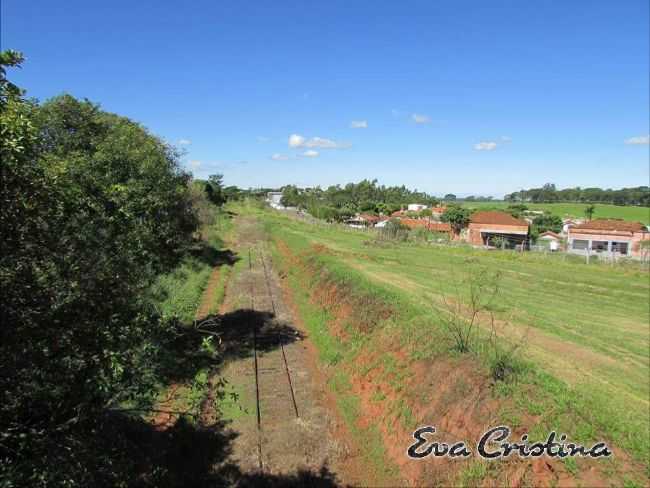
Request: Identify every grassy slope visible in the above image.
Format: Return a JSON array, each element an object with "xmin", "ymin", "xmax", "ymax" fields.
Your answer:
[
  {"xmin": 147, "ymin": 208, "xmax": 234, "ymax": 419},
  {"xmin": 250, "ymin": 205, "xmax": 649, "ymax": 482},
  {"xmin": 464, "ymin": 201, "xmax": 650, "ymax": 224},
  {"xmin": 152, "ymin": 212, "xmax": 234, "ymax": 323}
]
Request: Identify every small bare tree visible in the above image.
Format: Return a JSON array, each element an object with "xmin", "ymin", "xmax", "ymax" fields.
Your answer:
[
  {"xmin": 434, "ymin": 267, "xmax": 529, "ymax": 381},
  {"xmin": 435, "ymin": 266, "xmax": 501, "ymax": 353}
]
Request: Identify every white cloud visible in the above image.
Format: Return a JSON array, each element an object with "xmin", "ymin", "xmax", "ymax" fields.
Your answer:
[
  {"xmin": 305, "ymin": 136, "xmax": 350, "ymax": 148},
  {"xmin": 350, "ymin": 120, "xmax": 368, "ymax": 129},
  {"xmin": 189, "ymin": 160, "xmax": 202, "ymax": 169},
  {"xmin": 288, "ymin": 134, "xmax": 306, "ymax": 148},
  {"xmin": 288, "ymin": 133, "xmax": 350, "ymax": 149},
  {"xmin": 257, "ymin": 136, "xmax": 271, "ymax": 143},
  {"xmin": 500, "ymin": 135, "xmax": 512, "ymax": 143},
  {"xmin": 301, "ymin": 150, "xmax": 319, "ymax": 157},
  {"xmin": 177, "ymin": 139, "xmax": 191, "ymax": 145},
  {"xmin": 411, "ymin": 113, "xmax": 431, "ymax": 124},
  {"xmin": 624, "ymin": 135, "xmax": 650, "ymax": 145},
  {"xmin": 271, "ymin": 153, "xmax": 289, "ymax": 160},
  {"xmin": 474, "ymin": 141, "xmax": 498, "ymax": 151}
]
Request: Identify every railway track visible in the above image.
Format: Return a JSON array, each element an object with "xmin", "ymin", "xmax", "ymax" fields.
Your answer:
[{"xmin": 247, "ymin": 246, "xmax": 300, "ymax": 472}]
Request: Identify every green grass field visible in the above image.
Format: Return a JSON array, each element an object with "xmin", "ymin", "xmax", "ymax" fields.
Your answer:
[
  {"xmin": 241, "ymin": 202, "xmax": 649, "ymax": 483},
  {"xmin": 151, "ymin": 210, "xmax": 234, "ymax": 323},
  {"xmin": 463, "ymin": 201, "xmax": 650, "ymax": 224}
]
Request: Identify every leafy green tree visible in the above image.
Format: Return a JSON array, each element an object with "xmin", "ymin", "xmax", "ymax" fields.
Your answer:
[
  {"xmin": 205, "ymin": 173, "xmax": 226, "ymax": 206},
  {"xmin": 0, "ymin": 50, "xmax": 24, "ymax": 102},
  {"xmin": 444, "ymin": 193, "xmax": 457, "ymax": 201},
  {"xmin": 375, "ymin": 202, "xmax": 389, "ymax": 214},
  {"xmin": 281, "ymin": 184, "xmax": 303, "ymax": 207},
  {"xmin": 1, "ymin": 54, "xmax": 198, "ymax": 485},
  {"xmin": 506, "ymin": 204, "xmax": 528, "ymax": 218},
  {"xmin": 223, "ymin": 184, "xmax": 242, "ymax": 201},
  {"xmin": 584, "ymin": 204, "xmax": 596, "ymax": 220},
  {"xmin": 532, "ymin": 213, "xmax": 563, "ymax": 234},
  {"xmin": 441, "ymin": 205, "xmax": 471, "ymax": 233}
]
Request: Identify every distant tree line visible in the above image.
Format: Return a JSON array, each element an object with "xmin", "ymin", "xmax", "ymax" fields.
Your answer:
[
  {"xmin": 504, "ymin": 183, "xmax": 650, "ymax": 206},
  {"xmin": 280, "ymin": 179, "xmax": 439, "ymax": 221}
]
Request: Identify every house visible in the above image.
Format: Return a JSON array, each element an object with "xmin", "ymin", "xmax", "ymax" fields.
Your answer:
[
  {"xmin": 537, "ymin": 231, "xmax": 562, "ymax": 251},
  {"xmin": 346, "ymin": 213, "xmax": 380, "ymax": 228},
  {"xmin": 266, "ymin": 191, "xmax": 284, "ymax": 209},
  {"xmin": 375, "ymin": 219, "xmax": 390, "ymax": 228},
  {"xmin": 430, "ymin": 206, "xmax": 447, "ymax": 221},
  {"xmin": 467, "ymin": 211, "xmax": 529, "ymax": 248},
  {"xmin": 567, "ymin": 219, "xmax": 649, "ymax": 258},
  {"xmin": 359, "ymin": 214, "xmax": 381, "ymax": 225},
  {"xmin": 407, "ymin": 203, "xmax": 427, "ymax": 212},
  {"xmin": 562, "ymin": 218, "xmax": 584, "ymax": 234}
]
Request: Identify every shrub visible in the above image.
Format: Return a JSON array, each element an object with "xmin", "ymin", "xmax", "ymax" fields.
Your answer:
[
  {"xmin": 1, "ymin": 53, "xmax": 200, "ymax": 485},
  {"xmin": 434, "ymin": 267, "xmax": 501, "ymax": 353}
]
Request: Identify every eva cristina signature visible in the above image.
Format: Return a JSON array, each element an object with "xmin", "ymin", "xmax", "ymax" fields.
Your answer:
[{"xmin": 407, "ymin": 426, "xmax": 612, "ymax": 460}]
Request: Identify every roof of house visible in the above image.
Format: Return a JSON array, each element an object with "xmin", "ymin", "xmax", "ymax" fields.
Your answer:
[
  {"xmin": 470, "ymin": 211, "xmax": 528, "ymax": 227},
  {"xmin": 359, "ymin": 213, "xmax": 380, "ymax": 223},
  {"xmin": 538, "ymin": 231, "xmax": 562, "ymax": 239},
  {"xmin": 570, "ymin": 219, "xmax": 647, "ymax": 233},
  {"xmin": 399, "ymin": 219, "xmax": 452, "ymax": 232},
  {"xmin": 431, "ymin": 206, "xmax": 447, "ymax": 214},
  {"xmin": 391, "ymin": 210, "xmax": 405, "ymax": 217}
]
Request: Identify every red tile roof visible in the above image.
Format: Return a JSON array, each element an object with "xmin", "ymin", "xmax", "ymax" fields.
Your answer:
[
  {"xmin": 571, "ymin": 219, "xmax": 647, "ymax": 233},
  {"xmin": 470, "ymin": 211, "xmax": 528, "ymax": 226},
  {"xmin": 359, "ymin": 213, "xmax": 380, "ymax": 223}
]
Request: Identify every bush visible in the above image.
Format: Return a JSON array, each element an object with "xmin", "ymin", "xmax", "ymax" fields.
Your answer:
[
  {"xmin": 486, "ymin": 314, "xmax": 527, "ymax": 382},
  {"xmin": 0, "ymin": 54, "xmax": 199, "ymax": 485},
  {"xmin": 409, "ymin": 227, "xmax": 430, "ymax": 242},
  {"xmin": 434, "ymin": 267, "xmax": 501, "ymax": 353}
]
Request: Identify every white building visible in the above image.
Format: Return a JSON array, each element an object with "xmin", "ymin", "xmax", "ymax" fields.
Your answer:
[
  {"xmin": 537, "ymin": 231, "xmax": 562, "ymax": 251},
  {"xmin": 266, "ymin": 191, "xmax": 284, "ymax": 209},
  {"xmin": 407, "ymin": 203, "xmax": 427, "ymax": 212}
]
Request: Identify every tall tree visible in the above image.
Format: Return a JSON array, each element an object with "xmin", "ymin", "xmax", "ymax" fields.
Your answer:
[
  {"xmin": 1, "ymin": 53, "xmax": 198, "ymax": 485},
  {"xmin": 205, "ymin": 173, "xmax": 226, "ymax": 206},
  {"xmin": 441, "ymin": 205, "xmax": 471, "ymax": 233}
]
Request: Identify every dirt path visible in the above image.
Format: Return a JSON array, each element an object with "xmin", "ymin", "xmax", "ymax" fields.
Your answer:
[
  {"xmin": 211, "ymin": 217, "xmax": 353, "ymax": 485},
  {"xmin": 196, "ymin": 267, "xmax": 222, "ymax": 320}
]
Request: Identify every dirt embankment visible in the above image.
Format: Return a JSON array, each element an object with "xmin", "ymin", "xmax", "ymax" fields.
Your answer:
[{"xmin": 274, "ymin": 238, "xmax": 638, "ymax": 487}]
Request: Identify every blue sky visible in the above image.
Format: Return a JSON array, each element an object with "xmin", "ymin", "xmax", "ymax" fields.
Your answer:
[{"xmin": 2, "ymin": 0, "xmax": 649, "ymax": 197}]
